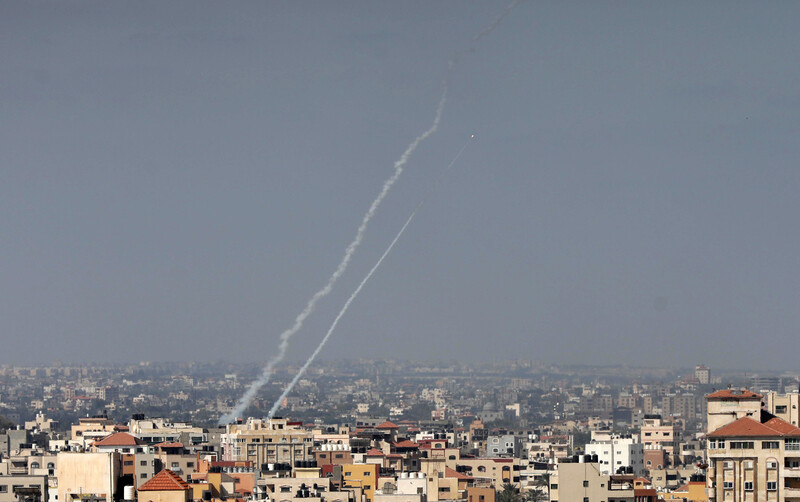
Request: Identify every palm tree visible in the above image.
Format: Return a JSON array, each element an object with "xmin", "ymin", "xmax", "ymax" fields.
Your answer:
[
  {"xmin": 534, "ymin": 472, "xmax": 550, "ymax": 500},
  {"xmin": 496, "ymin": 483, "xmax": 521, "ymax": 502},
  {"xmin": 522, "ymin": 488, "xmax": 547, "ymax": 502}
]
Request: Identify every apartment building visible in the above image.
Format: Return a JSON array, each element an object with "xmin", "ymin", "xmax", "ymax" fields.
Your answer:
[
  {"xmin": 706, "ymin": 389, "xmax": 800, "ymax": 501},
  {"xmin": 220, "ymin": 418, "xmax": 313, "ymax": 466},
  {"xmin": 585, "ymin": 434, "xmax": 645, "ymax": 476},
  {"xmin": 706, "ymin": 389, "xmax": 762, "ymax": 434},
  {"xmin": 641, "ymin": 415, "xmax": 678, "ymax": 467},
  {"xmin": 550, "ymin": 458, "xmax": 658, "ymax": 502},
  {"xmin": 763, "ymin": 392, "xmax": 800, "ymax": 428}
]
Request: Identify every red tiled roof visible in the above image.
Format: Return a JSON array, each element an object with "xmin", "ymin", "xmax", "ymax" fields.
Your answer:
[
  {"xmin": 445, "ymin": 467, "xmax": 473, "ymax": 481},
  {"xmin": 366, "ymin": 448, "xmax": 385, "ymax": 456},
  {"xmin": 706, "ymin": 389, "xmax": 762, "ymax": 400},
  {"xmin": 392, "ymin": 440, "xmax": 418, "ymax": 448},
  {"xmin": 377, "ymin": 421, "xmax": 400, "ymax": 430},
  {"xmin": 764, "ymin": 417, "xmax": 800, "ymax": 435},
  {"xmin": 154, "ymin": 441, "xmax": 184, "ymax": 449},
  {"xmin": 138, "ymin": 470, "xmax": 190, "ymax": 491},
  {"xmin": 708, "ymin": 416, "xmax": 800, "ymax": 438},
  {"xmin": 93, "ymin": 432, "xmax": 144, "ymax": 447}
]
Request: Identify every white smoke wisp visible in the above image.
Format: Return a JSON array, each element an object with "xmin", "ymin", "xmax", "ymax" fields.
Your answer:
[
  {"xmin": 268, "ymin": 139, "xmax": 472, "ymax": 418},
  {"xmin": 269, "ymin": 207, "xmax": 420, "ymax": 418},
  {"xmin": 219, "ymin": 0, "xmax": 519, "ymax": 425},
  {"xmin": 218, "ymin": 84, "xmax": 449, "ymax": 426}
]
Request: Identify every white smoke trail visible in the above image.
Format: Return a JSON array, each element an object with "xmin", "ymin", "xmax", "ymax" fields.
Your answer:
[
  {"xmin": 220, "ymin": 0, "xmax": 518, "ymax": 425},
  {"xmin": 268, "ymin": 139, "xmax": 472, "ymax": 418},
  {"xmin": 219, "ymin": 78, "xmax": 449, "ymax": 426}
]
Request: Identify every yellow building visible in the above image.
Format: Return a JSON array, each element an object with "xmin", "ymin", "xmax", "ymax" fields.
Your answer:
[
  {"xmin": 660, "ymin": 481, "xmax": 708, "ymax": 501},
  {"xmin": 342, "ymin": 464, "xmax": 379, "ymax": 502}
]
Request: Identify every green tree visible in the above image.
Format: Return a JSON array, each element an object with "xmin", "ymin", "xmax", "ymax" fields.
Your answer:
[
  {"xmin": 496, "ymin": 483, "xmax": 521, "ymax": 502},
  {"xmin": 522, "ymin": 488, "xmax": 546, "ymax": 502}
]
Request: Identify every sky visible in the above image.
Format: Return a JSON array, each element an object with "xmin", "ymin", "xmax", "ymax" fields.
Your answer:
[{"xmin": 1, "ymin": 1, "xmax": 799, "ymax": 370}]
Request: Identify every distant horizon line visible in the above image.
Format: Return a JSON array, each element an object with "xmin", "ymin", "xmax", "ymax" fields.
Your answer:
[{"xmin": 0, "ymin": 358, "xmax": 795, "ymax": 376}]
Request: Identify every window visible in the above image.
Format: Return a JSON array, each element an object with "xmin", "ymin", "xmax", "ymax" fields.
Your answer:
[
  {"xmin": 767, "ymin": 481, "xmax": 778, "ymax": 491},
  {"xmin": 280, "ymin": 487, "xmax": 291, "ymax": 493},
  {"xmin": 763, "ymin": 441, "xmax": 780, "ymax": 449},
  {"xmin": 0, "ymin": 486, "xmax": 6, "ymax": 494},
  {"xmin": 744, "ymin": 482, "xmax": 753, "ymax": 491},
  {"xmin": 777, "ymin": 405, "xmax": 788, "ymax": 413},
  {"xmin": 583, "ymin": 481, "xmax": 589, "ymax": 487},
  {"xmin": 787, "ymin": 439, "xmax": 800, "ymax": 451},
  {"xmin": 187, "ymin": 462, "xmax": 194, "ymax": 468},
  {"xmin": 124, "ymin": 461, "xmax": 134, "ymax": 466},
  {"xmin": 723, "ymin": 482, "xmax": 733, "ymax": 489},
  {"xmin": 744, "ymin": 460, "xmax": 754, "ymax": 469},
  {"xmin": 767, "ymin": 461, "xmax": 778, "ymax": 469},
  {"xmin": 140, "ymin": 460, "xmax": 147, "ymax": 466},
  {"xmin": 140, "ymin": 474, "xmax": 147, "ymax": 479},
  {"xmin": 550, "ymin": 484, "xmax": 558, "ymax": 490},
  {"xmin": 723, "ymin": 461, "xmax": 734, "ymax": 469}
]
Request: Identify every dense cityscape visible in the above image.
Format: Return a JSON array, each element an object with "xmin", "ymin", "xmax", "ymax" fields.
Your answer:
[{"xmin": 3, "ymin": 360, "xmax": 800, "ymax": 501}]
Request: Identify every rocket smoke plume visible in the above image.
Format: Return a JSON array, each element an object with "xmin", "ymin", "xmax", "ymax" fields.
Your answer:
[
  {"xmin": 219, "ymin": 72, "xmax": 448, "ymax": 426},
  {"xmin": 219, "ymin": 1, "xmax": 518, "ymax": 425},
  {"xmin": 269, "ymin": 205, "xmax": 422, "ymax": 419},
  {"xmin": 268, "ymin": 139, "xmax": 472, "ymax": 418}
]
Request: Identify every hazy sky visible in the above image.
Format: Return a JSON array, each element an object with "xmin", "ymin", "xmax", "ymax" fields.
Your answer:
[{"xmin": 2, "ymin": 1, "xmax": 799, "ymax": 370}]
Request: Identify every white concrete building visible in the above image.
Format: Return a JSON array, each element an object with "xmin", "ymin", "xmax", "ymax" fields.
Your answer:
[{"xmin": 585, "ymin": 434, "xmax": 645, "ymax": 476}]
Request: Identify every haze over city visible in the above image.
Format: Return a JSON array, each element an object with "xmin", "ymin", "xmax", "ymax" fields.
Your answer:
[{"xmin": 2, "ymin": 1, "xmax": 799, "ymax": 370}]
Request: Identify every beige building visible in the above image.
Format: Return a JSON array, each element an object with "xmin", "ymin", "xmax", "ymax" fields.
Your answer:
[
  {"xmin": 550, "ymin": 460, "xmax": 642, "ymax": 502},
  {"xmin": 69, "ymin": 417, "xmax": 116, "ymax": 449},
  {"xmin": 696, "ymin": 366, "xmax": 711, "ymax": 385},
  {"xmin": 56, "ymin": 452, "xmax": 122, "ymax": 502},
  {"xmin": 220, "ymin": 418, "xmax": 313, "ymax": 466},
  {"xmin": 706, "ymin": 389, "xmax": 762, "ymax": 434},
  {"xmin": 763, "ymin": 392, "xmax": 800, "ymax": 428},
  {"xmin": 455, "ymin": 458, "xmax": 518, "ymax": 488},
  {"xmin": 641, "ymin": 415, "xmax": 679, "ymax": 466},
  {"xmin": 706, "ymin": 389, "xmax": 800, "ymax": 501},
  {"xmin": 0, "ymin": 475, "xmax": 48, "ymax": 502}
]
